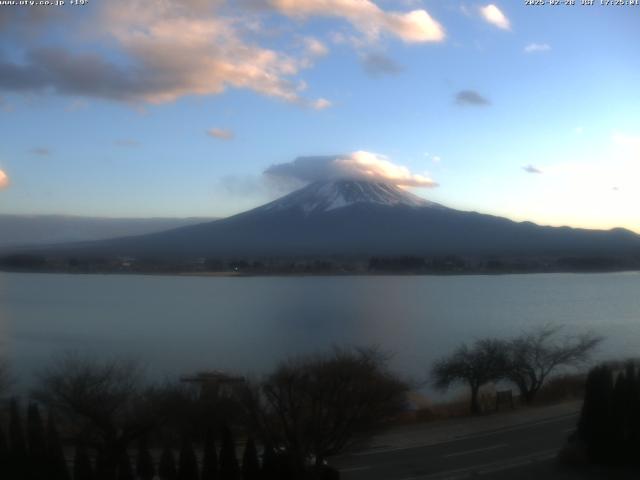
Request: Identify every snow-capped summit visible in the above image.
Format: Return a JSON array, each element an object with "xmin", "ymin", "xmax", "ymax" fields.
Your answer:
[{"xmin": 258, "ymin": 179, "xmax": 441, "ymax": 215}]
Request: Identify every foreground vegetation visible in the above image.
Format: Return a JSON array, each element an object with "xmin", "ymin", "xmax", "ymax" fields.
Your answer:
[
  {"xmin": 0, "ymin": 348, "xmax": 407, "ymax": 480},
  {"xmin": 0, "ymin": 326, "xmax": 603, "ymax": 479}
]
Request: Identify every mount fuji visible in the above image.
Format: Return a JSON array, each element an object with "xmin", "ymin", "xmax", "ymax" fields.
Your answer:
[
  {"xmin": 254, "ymin": 180, "xmax": 439, "ymax": 214},
  {"xmin": 49, "ymin": 179, "xmax": 640, "ymax": 259}
]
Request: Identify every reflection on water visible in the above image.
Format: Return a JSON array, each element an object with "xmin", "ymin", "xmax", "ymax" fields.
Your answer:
[{"xmin": 1, "ymin": 271, "xmax": 639, "ymax": 394}]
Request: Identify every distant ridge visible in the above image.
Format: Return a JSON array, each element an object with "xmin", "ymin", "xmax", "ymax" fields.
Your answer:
[
  {"xmin": 0, "ymin": 214, "xmax": 215, "ymax": 248},
  {"xmin": 34, "ymin": 179, "xmax": 640, "ymax": 260}
]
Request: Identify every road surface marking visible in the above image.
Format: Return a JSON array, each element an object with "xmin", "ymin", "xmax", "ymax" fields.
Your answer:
[
  {"xmin": 443, "ymin": 443, "xmax": 507, "ymax": 458},
  {"xmin": 401, "ymin": 448, "xmax": 557, "ymax": 480},
  {"xmin": 340, "ymin": 466, "xmax": 371, "ymax": 472}
]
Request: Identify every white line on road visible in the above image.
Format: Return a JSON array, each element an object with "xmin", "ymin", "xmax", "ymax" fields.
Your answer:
[
  {"xmin": 340, "ymin": 466, "xmax": 371, "ymax": 472},
  {"xmin": 443, "ymin": 443, "xmax": 507, "ymax": 458},
  {"xmin": 400, "ymin": 448, "xmax": 558, "ymax": 480}
]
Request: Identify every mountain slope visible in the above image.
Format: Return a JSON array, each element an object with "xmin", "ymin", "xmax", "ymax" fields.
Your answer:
[{"xmin": 52, "ymin": 180, "xmax": 640, "ymax": 259}]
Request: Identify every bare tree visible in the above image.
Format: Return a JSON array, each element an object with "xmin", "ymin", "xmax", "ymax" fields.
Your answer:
[
  {"xmin": 431, "ymin": 339, "xmax": 508, "ymax": 414},
  {"xmin": 241, "ymin": 347, "xmax": 409, "ymax": 473},
  {"xmin": 504, "ymin": 325, "xmax": 602, "ymax": 404},
  {"xmin": 143, "ymin": 377, "xmax": 245, "ymax": 444},
  {"xmin": 32, "ymin": 353, "xmax": 157, "ymax": 478}
]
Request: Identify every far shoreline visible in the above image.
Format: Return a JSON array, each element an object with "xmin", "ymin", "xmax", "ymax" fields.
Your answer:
[{"xmin": 1, "ymin": 267, "xmax": 639, "ymax": 279}]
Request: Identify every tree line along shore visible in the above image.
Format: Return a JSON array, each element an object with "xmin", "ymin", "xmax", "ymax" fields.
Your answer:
[{"xmin": 2, "ymin": 252, "xmax": 640, "ymax": 276}]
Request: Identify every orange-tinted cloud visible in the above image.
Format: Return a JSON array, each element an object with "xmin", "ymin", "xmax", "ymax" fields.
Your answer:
[
  {"xmin": 207, "ymin": 128, "xmax": 235, "ymax": 140},
  {"xmin": 0, "ymin": 0, "xmax": 443, "ymax": 107},
  {"xmin": 0, "ymin": 1, "xmax": 329, "ymax": 107},
  {"xmin": 0, "ymin": 169, "xmax": 9, "ymax": 189},
  {"xmin": 270, "ymin": 0, "xmax": 445, "ymax": 43}
]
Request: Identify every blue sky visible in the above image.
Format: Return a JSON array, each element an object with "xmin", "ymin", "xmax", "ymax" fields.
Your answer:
[{"xmin": 0, "ymin": 1, "xmax": 638, "ymax": 232}]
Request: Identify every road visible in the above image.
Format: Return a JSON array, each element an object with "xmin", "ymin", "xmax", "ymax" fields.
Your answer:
[{"xmin": 331, "ymin": 413, "xmax": 578, "ymax": 480}]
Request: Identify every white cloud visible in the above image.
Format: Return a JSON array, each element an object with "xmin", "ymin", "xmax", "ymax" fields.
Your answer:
[
  {"xmin": 0, "ymin": 169, "xmax": 9, "ymax": 189},
  {"xmin": 524, "ymin": 43, "xmax": 550, "ymax": 53},
  {"xmin": 269, "ymin": 0, "xmax": 446, "ymax": 43},
  {"xmin": 264, "ymin": 150, "xmax": 438, "ymax": 187},
  {"xmin": 310, "ymin": 98, "xmax": 332, "ymax": 110},
  {"xmin": 424, "ymin": 152, "xmax": 441, "ymax": 163},
  {"xmin": 304, "ymin": 37, "xmax": 329, "ymax": 57},
  {"xmin": 480, "ymin": 4, "xmax": 510, "ymax": 30},
  {"xmin": 207, "ymin": 128, "xmax": 235, "ymax": 140}
]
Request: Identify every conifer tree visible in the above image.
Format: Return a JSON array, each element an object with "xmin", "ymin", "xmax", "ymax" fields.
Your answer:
[
  {"xmin": 622, "ymin": 363, "xmax": 639, "ymax": 463},
  {"xmin": 46, "ymin": 411, "xmax": 71, "ymax": 480},
  {"xmin": 0, "ymin": 426, "xmax": 10, "ymax": 477},
  {"xmin": 219, "ymin": 426, "xmax": 240, "ymax": 480},
  {"xmin": 117, "ymin": 452, "xmax": 135, "ymax": 480},
  {"xmin": 201, "ymin": 428, "xmax": 219, "ymax": 480},
  {"xmin": 610, "ymin": 372, "xmax": 628, "ymax": 464},
  {"xmin": 158, "ymin": 446, "xmax": 178, "ymax": 480},
  {"xmin": 259, "ymin": 444, "xmax": 278, "ymax": 480},
  {"xmin": 95, "ymin": 449, "xmax": 115, "ymax": 480},
  {"xmin": 178, "ymin": 438, "xmax": 199, "ymax": 480},
  {"xmin": 578, "ymin": 365, "xmax": 614, "ymax": 464},
  {"xmin": 632, "ymin": 365, "xmax": 640, "ymax": 465},
  {"xmin": 9, "ymin": 398, "xmax": 27, "ymax": 456},
  {"xmin": 9, "ymin": 398, "xmax": 28, "ymax": 478},
  {"xmin": 28, "ymin": 403, "xmax": 48, "ymax": 479},
  {"xmin": 136, "ymin": 436, "xmax": 155, "ymax": 480},
  {"xmin": 73, "ymin": 445, "xmax": 95, "ymax": 480},
  {"xmin": 241, "ymin": 437, "xmax": 260, "ymax": 480}
]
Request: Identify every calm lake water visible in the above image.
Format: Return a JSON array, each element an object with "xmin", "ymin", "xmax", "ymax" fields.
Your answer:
[{"xmin": 1, "ymin": 271, "xmax": 639, "ymax": 394}]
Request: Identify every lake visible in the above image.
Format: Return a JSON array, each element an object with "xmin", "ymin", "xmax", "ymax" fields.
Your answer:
[{"xmin": 1, "ymin": 271, "xmax": 639, "ymax": 396}]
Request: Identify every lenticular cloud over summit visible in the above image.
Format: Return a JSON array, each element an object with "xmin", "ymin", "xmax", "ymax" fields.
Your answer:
[{"xmin": 264, "ymin": 151, "xmax": 438, "ymax": 187}]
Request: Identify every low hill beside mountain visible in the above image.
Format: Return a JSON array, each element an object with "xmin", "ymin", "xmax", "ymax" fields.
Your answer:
[{"xmin": 0, "ymin": 215, "xmax": 214, "ymax": 248}]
